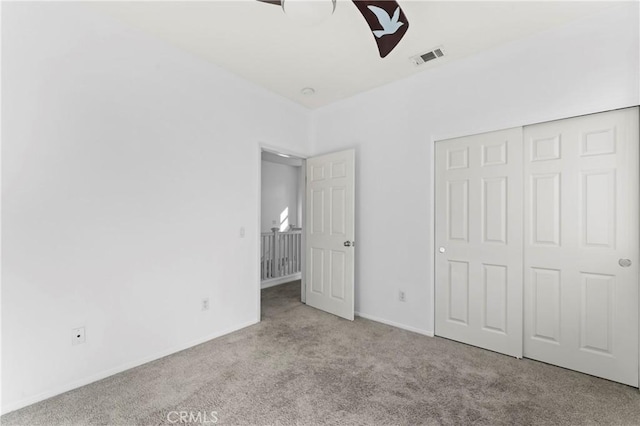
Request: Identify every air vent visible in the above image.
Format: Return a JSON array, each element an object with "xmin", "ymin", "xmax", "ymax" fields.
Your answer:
[{"xmin": 411, "ymin": 47, "xmax": 445, "ymax": 66}]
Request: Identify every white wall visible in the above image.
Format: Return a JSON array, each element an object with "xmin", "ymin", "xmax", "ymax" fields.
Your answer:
[
  {"xmin": 1, "ymin": 2, "xmax": 310, "ymax": 413},
  {"xmin": 261, "ymin": 161, "xmax": 301, "ymax": 232},
  {"xmin": 310, "ymin": 3, "xmax": 640, "ymax": 335},
  {"xmin": 2, "ymin": 0, "xmax": 639, "ymax": 415}
]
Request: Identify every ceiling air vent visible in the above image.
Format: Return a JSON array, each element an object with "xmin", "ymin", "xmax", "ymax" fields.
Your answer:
[{"xmin": 411, "ymin": 47, "xmax": 445, "ymax": 66}]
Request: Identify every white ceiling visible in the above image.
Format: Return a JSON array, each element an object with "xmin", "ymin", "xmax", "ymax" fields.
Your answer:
[{"xmin": 90, "ymin": 1, "xmax": 619, "ymax": 109}]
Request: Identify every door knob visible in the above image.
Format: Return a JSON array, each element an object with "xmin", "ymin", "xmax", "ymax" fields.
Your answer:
[
  {"xmin": 439, "ymin": 247, "xmax": 446, "ymax": 253},
  {"xmin": 344, "ymin": 241, "xmax": 352, "ymax": 247},
  {"xmin": 619, "ymin": 259, "xmax": 632, "ymax": 267}
]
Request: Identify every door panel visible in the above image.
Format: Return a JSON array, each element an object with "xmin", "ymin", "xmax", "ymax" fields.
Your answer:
[
  {"xmin": 305, "ymin": 149, "xmax": 355, "ymax": 320},
  {"xmin": 530, "ymin": 173, "xmax": 561, "ymax": 246},
  {"xmin": 530, "ymin": 267, "xmax": 561, "ymax": 344},
  {"xmin": 448, "ymin": 260, "xmax": 469, "ymax": 324},
  {"xmin": 435, "ymin": 128, "xmax": 524, "ymax": 357},
  {"xmin": 483, "ymin": 264, "xmax": 507, "ymax": 333},
  {"xmin": 523, "ymin": 107, "xmax": 639, "ymax": 386}
]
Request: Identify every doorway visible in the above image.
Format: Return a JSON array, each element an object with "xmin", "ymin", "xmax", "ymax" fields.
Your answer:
[
  {"xmin": 258, "ymin": 147, "xmax": 357, "ymax": 322},
  {"xmin": 260, "ymin": 149, "xmax": 306, "ymax": 309}
]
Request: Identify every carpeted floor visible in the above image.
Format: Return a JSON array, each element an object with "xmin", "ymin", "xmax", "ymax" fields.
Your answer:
[{"xmin": 3, "ymin": 280, "xmax": 640, "ymax": 425}]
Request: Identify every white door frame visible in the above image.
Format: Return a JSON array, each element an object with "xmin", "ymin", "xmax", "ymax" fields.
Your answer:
[
  {"xmin": 429, "ymin": 106, "xmax": 640, "ymax": 387},
  {"xmin": 257, "ymin": 143, "xmax": 308, "ymax": 321}
]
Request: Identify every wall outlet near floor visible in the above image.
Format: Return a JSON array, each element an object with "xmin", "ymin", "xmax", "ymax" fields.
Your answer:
[
  {"xmin": 202, "ymin": 298, "xmax": 210, "ymax": 311},
  {"xmin": 398, "ymin": 290, "xmax": 406, "ymax": 302},
  {"xmin": 72, "ymin": 327, "xmax": 85, "ymax": 345}
]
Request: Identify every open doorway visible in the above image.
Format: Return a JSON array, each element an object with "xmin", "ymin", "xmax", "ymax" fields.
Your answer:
[
  {"xmin": 260, "ymin": 149, "xmax": 306, "ymax": 317},
  {"xmin": 258, "ymin": 147, "xmax": 356, "ymax": 322}
]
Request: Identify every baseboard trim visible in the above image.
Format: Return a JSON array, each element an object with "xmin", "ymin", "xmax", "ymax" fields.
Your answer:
[
  {"xmin": 0, "ymin": 319, "xmax": 259, "ymax": 416},
  {"xmin": 355, "ymin": 312, "xmax": 434, "ymax": 337},
  {"xmin": 261, "ymin": 273, "xmax": 301, "ymax": 289}
]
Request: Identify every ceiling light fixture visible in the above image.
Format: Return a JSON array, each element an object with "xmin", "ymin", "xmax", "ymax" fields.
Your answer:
[
  {"xmin": 277, "ymin": 153, "xmax": 291, "ymax": 158},
  {"xmin": 282, "ymin": 0, "xmax": 337, "ymax": 26},
  {"xmin": 301, "ymin": 87, "xmax": 316, "ymax": 96},
  {"xmin": 257, "ymin": 0, "xmax": 409, "ymax": 58}
]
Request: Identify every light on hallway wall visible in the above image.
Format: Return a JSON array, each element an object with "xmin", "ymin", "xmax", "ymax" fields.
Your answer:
[{"xmin": 280, "ymin": 207, "xmax": 289, "ymax": 232}]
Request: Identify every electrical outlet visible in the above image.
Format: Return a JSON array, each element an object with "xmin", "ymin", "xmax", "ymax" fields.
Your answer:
[
  {"xmin": 72, "ymin": 327, "xmax": 86, "ymax": 345},
  {"xmin": 202, "ymin": 298, "xmax": 210, "ymax": 311},
  {"xmin": 240, "ymin": 227, "xmax": 245, "ymax": 238},
  {"xmin": 399, "ymin": 291, "xmax": 406, "ymax": 302}
]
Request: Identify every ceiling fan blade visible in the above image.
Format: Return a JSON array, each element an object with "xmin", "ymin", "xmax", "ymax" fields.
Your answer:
[
  {"xmin": 256, "ymin": 0, "xmax": 282, "ymax": 5},
  {"xmin": 351, "ymin": 0, "xmax": 409, "ymax": 58}
]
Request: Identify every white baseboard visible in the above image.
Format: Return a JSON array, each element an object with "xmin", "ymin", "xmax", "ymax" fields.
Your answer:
[
  {"xmin": 0, "ymin": 319, "xmax": 259, "ymax": 416},
  {"xmin": 355, "ymin": 311, "xmax": 434, "ymax": 337},
  {"xmin": 261, "ymin": 273, "xmax": 301, "ymax": 289}
]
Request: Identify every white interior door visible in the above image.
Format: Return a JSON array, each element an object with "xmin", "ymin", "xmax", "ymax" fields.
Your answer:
[
  {"xmin": 523, "ymin": 107, "xmax": 639, "ymax": 386},
  {"xmin": 435, "ymin": 128, "xmax": 524, "ymax": 357},
  {"xmin": 305, "ymin": 149, "xmax": 355, "ymax": 320}
]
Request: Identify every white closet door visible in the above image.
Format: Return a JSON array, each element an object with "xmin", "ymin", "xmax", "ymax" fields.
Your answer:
[
  {"xmin": 523, "ymin": 107, "xmax": 639, "ymax": 386},
  {"xmin": 435, "ymin": 128, "xmax": 523, "ymax": 358}
]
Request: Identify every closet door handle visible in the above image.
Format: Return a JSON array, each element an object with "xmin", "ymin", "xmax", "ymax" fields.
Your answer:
[{"xmin": 619, "ymin": 259, "xmax": 632, "ymax": 267}]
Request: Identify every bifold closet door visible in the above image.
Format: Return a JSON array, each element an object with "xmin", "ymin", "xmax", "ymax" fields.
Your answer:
[
  {"xmin": 523, "ymin": 107, "xmax": 639, "ymax": 387},
  {"xmin": 435, "ymin": 128, "xmax": 523, "ymax": 358}
]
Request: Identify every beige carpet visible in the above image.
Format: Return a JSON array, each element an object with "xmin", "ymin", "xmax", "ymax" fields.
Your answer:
[{"xmin": 3, "ymin": 280, "xmax": 640, "ymax": 425}]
